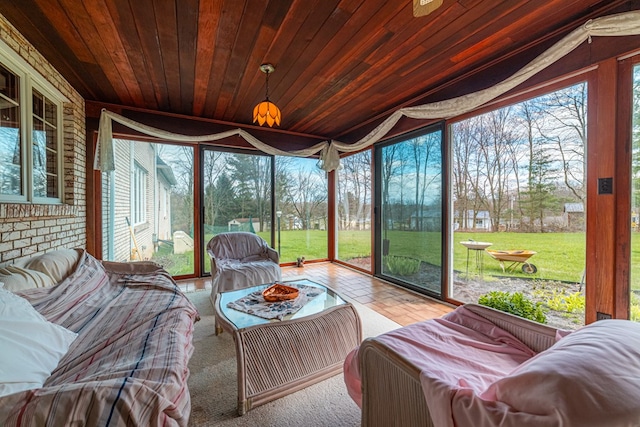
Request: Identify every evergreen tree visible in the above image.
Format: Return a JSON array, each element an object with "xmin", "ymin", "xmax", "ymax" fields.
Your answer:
[{"xmin": 520, "ymin": 147, "xmax": 559, "ymax": 232}]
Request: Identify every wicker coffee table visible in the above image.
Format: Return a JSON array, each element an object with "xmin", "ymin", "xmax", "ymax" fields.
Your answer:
[{"xmin": 214, "ymin": 279, "xmax": 362, "ymax": 415}]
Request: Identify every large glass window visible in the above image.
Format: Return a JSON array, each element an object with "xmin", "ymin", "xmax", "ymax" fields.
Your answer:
[
  {"xmin": 0, "ymin": 56, "xmax": 62, "ymax": 203},
  {"xmin": 450, "ymin": 82, "xmax": 587, "ymax": 330},
  {"xmin": 202, "ymin": 149, "xmax": 273, "ymax": 272},
  {"xmin": 0, "ymin": 64, "xmax": 21, "ymax": 197},
  {"xmin": 32, "ymin": 89, "xmax": 59, "ymax": 199},
  {"xmin": 337, "ymin": 150, "xmax": 372, "ymax": 270},
  {"xmin": 275, "ymin": 156, "xmax": 328, "ymax": 264},
  {"xmin": 102, "ymin": 140, "xmax": 195, "ymax": 276},
  {"xmin": 132, "ymin": 163, "xmax": 147, "ymax": 225},
  {"xmin": 375, "ymin": 125, "xmax": 444, "ymax": 297}
]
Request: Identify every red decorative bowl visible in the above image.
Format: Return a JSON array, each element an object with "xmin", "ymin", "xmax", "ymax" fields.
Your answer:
[{"xmin": 262, "ymin": 283, "xmax": 299, "ymax": 302}]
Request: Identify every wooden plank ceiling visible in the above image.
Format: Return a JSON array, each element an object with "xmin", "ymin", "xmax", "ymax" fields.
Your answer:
[{"xmin": 0, "ymin": 0, "xmax": 634, "ymax": 142}]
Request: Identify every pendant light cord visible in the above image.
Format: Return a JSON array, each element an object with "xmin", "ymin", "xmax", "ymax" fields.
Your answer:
[{"xmin": 265, "ymin": 71, "xmax": 270, "ymax": 101}]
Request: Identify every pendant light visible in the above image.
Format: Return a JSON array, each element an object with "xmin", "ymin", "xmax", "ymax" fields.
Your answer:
[
  {"xmin": 253, "ymin": 63, "xmax": 281, "ymax": 127},
  {"xmin": 413, "ymin": 0, "xmax": 443, "ymax": 17}
]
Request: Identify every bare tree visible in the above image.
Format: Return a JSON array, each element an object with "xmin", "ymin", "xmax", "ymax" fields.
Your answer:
[
  {"xmin": 338, "ymin": 150, "xmax": 371, "ymax": 230},
  {"xmin": 157, "ymin": 144, "xmax": 195, "ymax": 235},
  {"xmin": 453, "ymin": 116, "xmax": 496, "ymax": 231},
  {"xmin": 283, "ymin": 167, "xmax": 327, "ymax": 229},
  {"xmin": 536, "ymin": 83, "xmax": 587, "ymax": 202},
  {"xmin": 202, "ymin": 150, "xmax": 228, "ymax": 230},
  {"xmin": 411, "ymin": 132, "xmax": 441, "ymax": 231},
  {"xmin": 274, "ymin": 156, "xmax": 296, "ymax": 226},
  {"xmin": 380, "ymin": 143, "xmax": 402, "ymax": 239},
  {"xmin": 452, "ymin": 120, "xmax": 474, "ymax": 230},
  {"xmin": 451, "ymin": 82, "xmax": 587, "ymax": 234},
  {"xmin": 229, "ymin": 154, "xmax": 272, "ymax": 231},
  {"xmin": 474, "ymin": 108, "xmax": 519, "ymax": 231}
]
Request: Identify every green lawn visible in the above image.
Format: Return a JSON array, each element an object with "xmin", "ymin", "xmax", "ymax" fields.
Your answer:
[
  {"xmin": 152, "ymin": 242, "xmax": 194, "ymax": 276},
  {"xmin": 156, "ymin": 229, "xmax": 640, "ymax": 291},
  {"xmin": 258, "ymin": 230, "xmax": 328, "ymax": 264},
  {"xmin": 335, "ymin": 230, "xmax": 588, "ymax": 283},
  {"xmin": 455, "ymin": 232, "xmax": 586, "ymax": 283},
  {"xmin": 336, "ymin": 230, "xmax": 373, "ymax": 261},
  {"xmin": 200, "ymin": 229, "xmax": 370, "ymax": 265}
]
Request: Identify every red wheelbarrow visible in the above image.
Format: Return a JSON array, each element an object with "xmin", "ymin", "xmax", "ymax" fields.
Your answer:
[{"xmin": 485, "ymin": 249, "xmax": 537, "ymax": 274}]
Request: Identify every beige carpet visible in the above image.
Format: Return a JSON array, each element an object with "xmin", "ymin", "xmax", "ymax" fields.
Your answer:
[{"xmin": 185, "ymin": 288, "xmax": 400, "ymax": 427}]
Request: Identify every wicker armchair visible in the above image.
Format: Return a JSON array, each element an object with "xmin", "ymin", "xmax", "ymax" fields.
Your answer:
[
  {"xmin": 357, "ymin": 304, "xmax": 559, "ymax": 427},
  {"xmin": 207, "ymin": 232, "xmax": 281, "ymax": 331}
]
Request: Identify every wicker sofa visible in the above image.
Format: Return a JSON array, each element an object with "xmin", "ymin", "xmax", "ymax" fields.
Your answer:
[
  {"xmin": 347, "ymin": 303, "xmax": 640, "ymax": 427},
  {"xmin": 0, "ymin": 249, "xmax": 199, "ymax": 426}
]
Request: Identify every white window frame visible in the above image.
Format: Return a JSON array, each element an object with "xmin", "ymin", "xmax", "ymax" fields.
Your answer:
[
  {"xmin": 0, "ymin": 40, "xmax": 66, "ymax": 204},
  {"xmin": 0, "ymin": 63, "xmax": 22, "ymax": 200},
  {"xmin": 132, "ymin": 162, "xmax": 147, "ymax": 225},
  {"xmin": 31, "ymin": 87, "xmax": 62, "ymax": 203}
]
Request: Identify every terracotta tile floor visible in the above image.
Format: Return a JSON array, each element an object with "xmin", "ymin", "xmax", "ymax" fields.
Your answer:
[{"xmin": 176, "ymin": 262, "xmax": 454, "ymax": 326}]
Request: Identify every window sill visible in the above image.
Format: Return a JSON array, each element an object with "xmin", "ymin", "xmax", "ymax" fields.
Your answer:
[{"xmin": 0, "ymin": 203, "xmax": 77, "ymax": 221}]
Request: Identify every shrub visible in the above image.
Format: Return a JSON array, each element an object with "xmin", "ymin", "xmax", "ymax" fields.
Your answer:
[
  {"xmin": 631, "ymin": 293, "xmax": 640, "ymax": 322},
  {"xmin": 478, "ymin": 291, "xmax": 547, "ymax": 324},
  {"xmin": 384, "ymin": 255, "xmax": 421, "ymax": 276},
  {"xmin": 544, "ymin": 288, "xmax": 567, "ymax": 311},
  {"xmin": 533, "ymin": 286, "xmax": 585, "ymax": 314},
  {"xmin": 563, "ymin": 291, "xmax": 585, "ymax": 313}
]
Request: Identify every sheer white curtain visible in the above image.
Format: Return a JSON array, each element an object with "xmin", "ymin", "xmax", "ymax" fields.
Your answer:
[
  {"xmin": 94, "ymin": 110, "xmax": 327, "ymax": 171},
  {"xmin": 95, "ymin": 10, "xmax": 640, "ymax": 173}
]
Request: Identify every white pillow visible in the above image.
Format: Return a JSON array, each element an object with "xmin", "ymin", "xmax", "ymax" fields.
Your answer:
[
  {"xmin": 481, "ymin": 319, "xmax": 640, "ymax": 426},
  {"xmin": 0, "ymin": 265, "xmax": 56, "ymax": 292},
  {"xmin": 0, "ymin": 288, "xmax": 78, "ymax": 397},
  {"xmin": 24, "ymin": 249, "xmax": 81, "ymax": 283}
]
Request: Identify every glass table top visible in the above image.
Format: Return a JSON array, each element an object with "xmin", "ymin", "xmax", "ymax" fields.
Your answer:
[{"xmin": 217, "ymin": 279, "xmax": 348, "ymax": 330}]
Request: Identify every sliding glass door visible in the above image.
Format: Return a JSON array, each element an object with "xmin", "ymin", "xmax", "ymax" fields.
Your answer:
[
  {"xmin": 274, "ymin": 156, "xmax": 327, "ymax": 264},
  {"xmin": 375, "ymin": 125, "xmax": 444, "ymax": 297},
  {"xmin": 201, "ymin": 147, "xmax": 274, "ymax": 274},
  {"xmin": 101, "ymin": 140, "xmax": 195, "ymax": 276},
  {"xmin": 337, "ymin": 150, "xmax": 372, "ymax": 271}
]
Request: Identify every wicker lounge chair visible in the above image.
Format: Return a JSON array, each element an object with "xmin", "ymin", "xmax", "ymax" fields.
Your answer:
[
  {"xmin": 356, "ymin": 304, "xmax": 558, "ymax": 427},
  {"xmin": 351, "ymin": 303, "xmax": 640, "ymax": 426}
]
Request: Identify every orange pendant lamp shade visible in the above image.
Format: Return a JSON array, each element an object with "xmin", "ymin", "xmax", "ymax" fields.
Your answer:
[
  {"xmin": 253, "ymin": 99, "xmax": 281, "ymax": 127},
  {"xmin": 253, "ymin": 63, "xmax": 281, "ymax": 127}
]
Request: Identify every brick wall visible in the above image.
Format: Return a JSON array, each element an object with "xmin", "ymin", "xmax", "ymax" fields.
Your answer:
[{"xmin": 0, "ymin": 14, "xmax": 86, "ymax": 266}]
